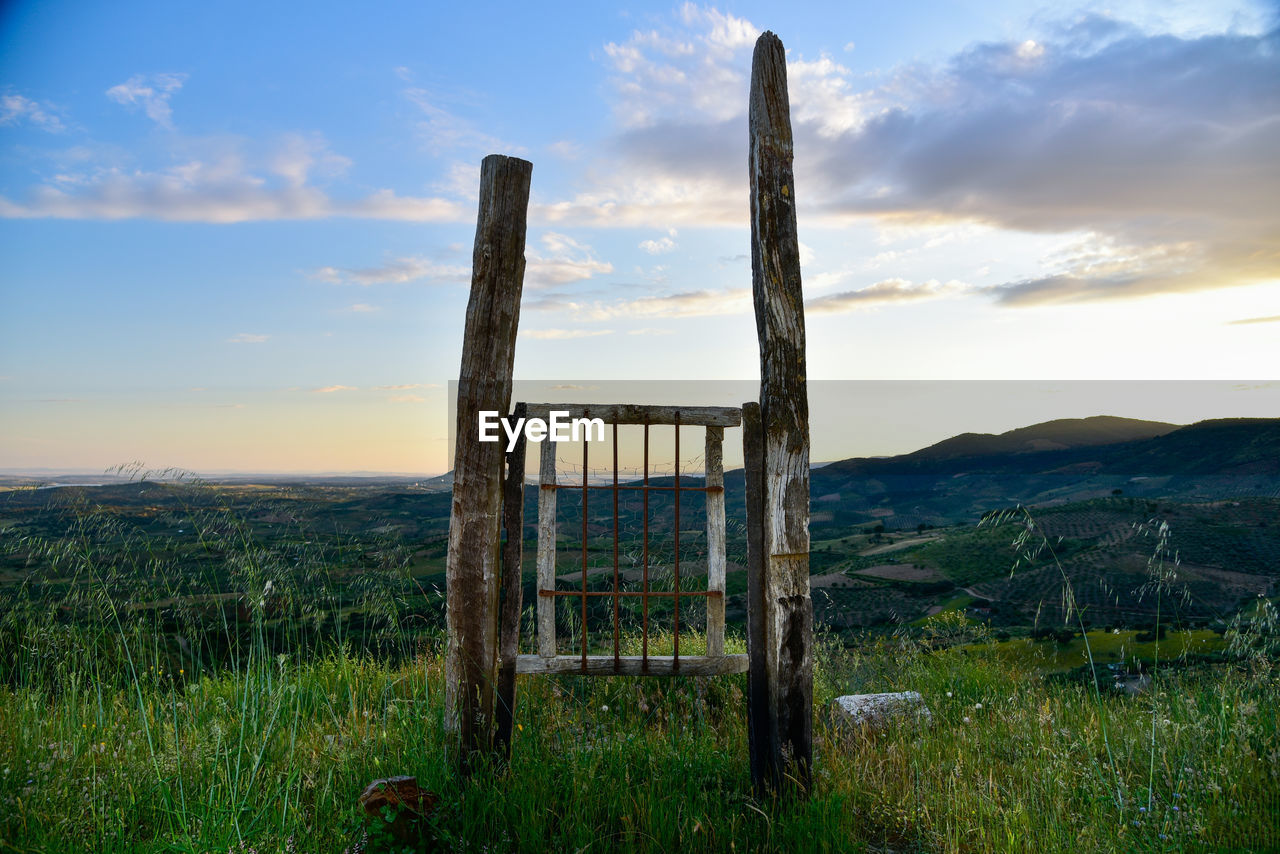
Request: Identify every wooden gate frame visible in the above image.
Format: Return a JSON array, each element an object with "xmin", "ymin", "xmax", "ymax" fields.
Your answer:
[
  {"xmin": 447, "ymin": 30, "xmax": 810, "ymax": 794},
  {"xmin": 510, "ymin": 403, "xmax": 748, "ymax": 677}
]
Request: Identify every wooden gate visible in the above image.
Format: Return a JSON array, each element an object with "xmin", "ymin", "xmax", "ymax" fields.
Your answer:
[
  {"xmin": 449, "ymin": 31, "xmax": 810, "ymax": 792},
  {"xmin": 509, "ymin": 403, "xmax": 748, "ymax": 677}
]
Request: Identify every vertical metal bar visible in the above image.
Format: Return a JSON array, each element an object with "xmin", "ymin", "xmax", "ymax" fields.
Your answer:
[
  {"xmin": 496, "ymin": 402, "xmax": 527, "ymax": 757},
  {"xmin": 642, "ymin": 420, "xmax": 650, "ymax": 670},
  {"xmin": 536, "ymin": 439, "xmax": 558, "ymax": 658},
  {"xmin": 581, "ymin": 437, "xmax": 589, "ymax": 669},
  {"xmin": 612, "ymin": 422, "xmax": 620, "ymax": 667},
  {"xmin": 705, "ymin": 425, "xmax": 726, "ymax": 657},
  {"xmin": 673, "ymin": 412, "xmax": 680, "ymax": 667}
]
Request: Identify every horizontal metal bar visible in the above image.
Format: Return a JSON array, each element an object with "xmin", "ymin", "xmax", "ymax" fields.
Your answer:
[
  {"xmin": 538, "ymin": 589, "xmax": 724, "ymax": 598},
  {"xmin": 520, "ymin": 403, "xmax": 741, "ymax": 427},
  {"xmin": 515, "ymin": 654, "xmax": 749, "ymax": 676},
  {"xmin": 569, "ymin": 484, "xmax": 723, "ymax": 493}
]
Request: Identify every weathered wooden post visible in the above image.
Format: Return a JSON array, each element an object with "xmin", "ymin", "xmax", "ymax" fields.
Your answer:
[
  {"xmin": 494, "ymin": 402, "xmax": 527, "ymax": 758},
  {"xmin": 745, "ymin": 31, "xmax": 813, "ymax": 795},
  {"xmin": 445, "ymin": 154, "xmax": 532, "ymax": 773}
]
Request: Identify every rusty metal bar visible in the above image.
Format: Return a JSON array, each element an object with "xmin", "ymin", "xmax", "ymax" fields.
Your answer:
[
  {"xmin": 642, "ymin": 420, "xmax": 650, "ymax": 670},
  {"xmin": 581, "ymin": 438, "xmax": 588, "ymax": 668},
  {"xmin": 538, "ymin": 590, "xmax": 724, "ymax": 598},
  {"xmin": 577, "ymin": 484, "xmax": 721, "ymax": 493},
  {"xmin": 673, "ymin": 412, "xmax": 680, "ymax": 668},
  {"xmin": 612, "ymin": 423, "xmax": 620, "ymax": 666}
]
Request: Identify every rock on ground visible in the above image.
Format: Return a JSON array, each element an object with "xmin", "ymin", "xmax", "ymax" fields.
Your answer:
[{"xmin": 833, "ymin": 691, "xmax": 933, "ymax": 731}]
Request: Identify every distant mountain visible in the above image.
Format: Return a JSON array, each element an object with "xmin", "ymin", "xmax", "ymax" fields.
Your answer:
[
  {"xmin": 823, "ymin": 416, "xmax": 1280, "ymax": 478},
  {"xmin": 806, "ymin": 416, "xmax": 1280, "ymax": 529},
  {"xmin": 1102, "ymin": 418, "xmax": 1280, "ymax": 476},
  {"xmin": 901, "ymin": 415, "xmax": 1180, "ymax": 462}
]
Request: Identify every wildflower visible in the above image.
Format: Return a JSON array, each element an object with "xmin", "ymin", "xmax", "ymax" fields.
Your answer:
[
  {"xmin": 946, "ymin": 691, "xmax": 953, "ymax": 698},
  {"xmin": 601, "ymin": 704, "xmax": 609, "ymax": 712},
  {"xmin": 974, "ymin": 703, "xmax": 983, "ymax": 710},
  {"xmin": 963, "ymin": 716, "xmax": 971, "ymax": 724}
]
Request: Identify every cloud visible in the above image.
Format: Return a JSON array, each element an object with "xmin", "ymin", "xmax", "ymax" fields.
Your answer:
[
  {"xmin": 807, "ymin": 278, "xmax": 969, "ymax": 314},
  {"xmin": 640, "ymin": 229, "xmax": 678, "ymax": 254},
  {"xmin": 548, "ymin": 140, "xmax": 582, "ymax": 159},
  {"xmin": 0, "ymin": 169, "xmax": 463, "ymax": 223},
  {"xmin": 799, "ymin": 19, "xmax": 1280, "ymax": 304},
  {"xmin": 627, "ymin": 327, "xmax": 675, "ymax": 335},
  {"xmin": 311, "ymin": 232, "xmax": 612, "ymax": 290},
  {"xmin": 1228, "ymin": 314, "xmax": 1280, "ymax": 326},
  {"xmin": 105, "ymin": 73, "xmax": 187, "ymax": 129},
  {"xmin": 373, "ymin": 383, "xmax": 440, "ymax": 390},
  {"xmin": 310, "ymin": 385, "xmax": 358, "ymax": 393},
  {"xmin": 1, "ymin": 131, "xmax": 463, "ymax": 223},
  {"xmin": 388, "ymin": 394, "xmax": 425, "ymax": 403},
  {"xmin": 312, "ymin": 257, "xmax": 467, "ymax": 286},
  {"xmin": 271, "ymin": 133, "xmax": 352, "ymax": 187},
  {"xmin": 403, "ymin": 88, "xmax": 515, "ymax": 155},
  {"xmin": 556, "ymin": 7, "xmax": 1280, "ymax": 306},
  {"xmin": 525, "ymin": 233, "xmax": 614, "ymax": 288},
  {"xmin": 344, "ymin": 303, "xmax": 379, "ymax": 313},
  {"xmin": 227, "ymin": 333, "xmax": 269, "ymax": 343},
  {"xmin": 522, "ymin": 328, "xmax": 615, "ymax": 340},
  {"xmin": 1, "ymin": 93, "xmax": 64, "ymax": 131},
  {"xmin": 530, "ymin": 287, "xmax": 749, "ymax": 321}
]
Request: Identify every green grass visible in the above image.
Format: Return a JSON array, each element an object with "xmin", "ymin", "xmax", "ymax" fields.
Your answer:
[
  {"xmin": 2, "ymin": 486, "xmax": 1277, "ymax": 852},
  {"xmin": 987, "ymin": 629, "xmax": 1227, "ymax": 673},
  {"xmin": 2, "ymin": 628, "xmax": 1277, "ymax": 853}
]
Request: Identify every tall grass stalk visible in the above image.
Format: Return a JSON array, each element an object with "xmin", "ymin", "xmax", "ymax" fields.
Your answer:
[{"xmin": 981, "ymin": 506, "xmax": 1125, "ymax": 809}]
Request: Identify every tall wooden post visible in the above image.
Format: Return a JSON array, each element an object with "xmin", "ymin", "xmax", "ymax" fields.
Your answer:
[
  {"xmin": 445, "ymin": 154, "xmax": 532, "ymax": 773},
  {"xmin": 746, "ymin": 31, "xmax": 813, "ymax": 794}
]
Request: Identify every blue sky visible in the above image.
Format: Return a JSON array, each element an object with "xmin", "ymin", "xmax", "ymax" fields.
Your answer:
[{"xmin": 2, "ymin": 1, "xmax": 1277, "ymax": 474}]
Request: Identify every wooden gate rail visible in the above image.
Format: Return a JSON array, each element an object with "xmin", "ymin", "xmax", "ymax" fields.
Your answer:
[{"xmin": 514, "ymin": 402, "xmax": 747, "ymax": 676}]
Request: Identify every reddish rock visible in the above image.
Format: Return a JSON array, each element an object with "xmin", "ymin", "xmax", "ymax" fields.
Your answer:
[{"xmin": 359, "ymin": 776, "xmax": 439, "ymax": 844}]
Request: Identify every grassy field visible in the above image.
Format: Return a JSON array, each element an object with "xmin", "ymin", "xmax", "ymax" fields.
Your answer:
[
  {"xmin": 2, "ymin": 618, "xmax": 1277, "ymax": 852},
  {"xmin": 1, "ymin": 485, "xmax": 1277, "ymax": 851}
]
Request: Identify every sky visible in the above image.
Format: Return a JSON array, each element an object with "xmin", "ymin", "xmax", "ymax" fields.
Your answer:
[{"xmin": 1, "ymin": 0, "xmax": 1277, "ymax": 475}]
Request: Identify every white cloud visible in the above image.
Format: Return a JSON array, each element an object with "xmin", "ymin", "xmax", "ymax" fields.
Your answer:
[
  {"xmin": 1, "ymin": 93, "xmax": 64, "ymax": 132},
  {"xmin": 0, "ymin": 170, "xmax": 463, "ymax": 223},
  {"xmin": 523, "ymin": 328, "xmax": 615, "ymax": 340},
  {"xmin": 548, "ymin": 140, "xmax": 582, "ymax": 159},
  {"xmin": 106, "ymin": 73, "xmax": 187, "ymax": 129},
  {"xmin": 627, "ymin": 327, "xmax": 675, "ymax": 335},
  {"xmin": 562, "ymin": 6, "xmax": 1280, "ymax": 306},
  {"xmin": 525, "ymin": 233, "xmax": 613, "ymax": 288},
  {"xmin": 404, "ymin": 88, "xmax": 516, "ymax": 155},
  {"xmin": 373, "ymin": 383, "xmax": 440, "ymax": 390},
  {"xmin": 271, "ymin": 133, "xmax": 352, "ymax": 187},
  {"xmin": 310, "ymin": 385, "xmax": 358, "ymax": 393},
  {"xmin": 311, "ymin": 256, "xmax": 467, "ymax": 286},
  {"xmin": 344, "ymin": 303, "xmax": 379, "ymax": 313},
  {"xmin": 640, "ymin": 229, "xmax": 678, "ymax": 254},
  {"xmin": 227, "ymin": 333, "xmax": 269, "ymax": 343},
  {"xmin": 807, "ymin": 279, "xmax": 969, "ymax": 314},
  {"xmin": 0, "ymin": 129, "xmax": 462, "ymax": 223},
  {"xmin": 531, "ymin": 287, "xmax": 750, "ymax": 321}
]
